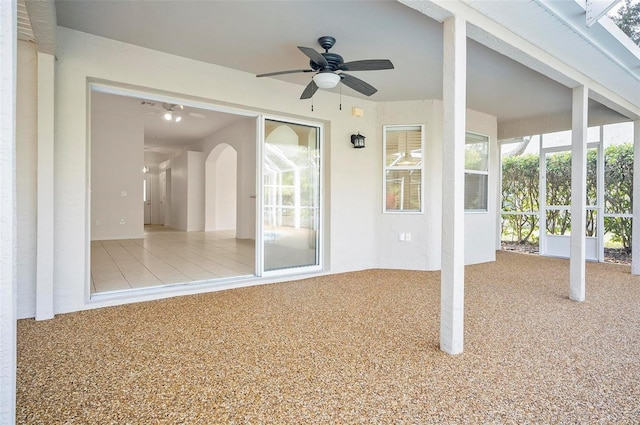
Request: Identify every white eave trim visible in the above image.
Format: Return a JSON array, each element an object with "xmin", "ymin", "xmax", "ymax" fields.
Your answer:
[
  {"xmin": 399, "ymin": 0, "xmax": 640, "ymax": 119},
  {"xmin": 585, "ymin": 0, "xmax": 621, "ymax": 27},
  {"xmin": 24, "ymin": 0, "xmax": 56, "ymax": 55},
  {"xmin": 540, "ymin": 0, "xmax": 640, "ymax": 82}
]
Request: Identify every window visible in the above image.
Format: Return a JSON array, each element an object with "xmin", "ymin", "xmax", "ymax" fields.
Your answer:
[
  {"xmin": 465, "ymin": 132, "xmax": 489, "ymax": 212},
  {"xmin": 384, "ymin": 125, "xmax": 424, "ymax": 212}
]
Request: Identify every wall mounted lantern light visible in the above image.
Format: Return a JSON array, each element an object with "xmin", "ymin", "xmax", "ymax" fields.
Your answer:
[{"xmin": 351, "ymin": 132, "xmax": 366, "ymax": 149}]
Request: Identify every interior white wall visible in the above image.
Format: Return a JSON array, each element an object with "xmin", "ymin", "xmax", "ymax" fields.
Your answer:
[
  {"xmin": 16, "ymin": 40, "xmax": 37, "ymax": 318},
  {"xmin": 158, "ymin": 150, "xmax": 205, "ymax": 231},
  {"xmin": 200, "ymin": 118, "xmax": 256, "ymax": 239},
  {"xmin": 216, "ymin": 147, "xmax": 237, "ymax": 230},
  {"xmin": 90, "ymin": 100, "xmax": 144, "ymax": 240},
  {"xmin": 144, "ymin": 151, "xmax": 172, "ymax": 225},
  {"xmin": 150, "ymin": 167, "xmax": 160, "ymax": 225},
  {"xmin": 375, "ymin": 100, "xmax": 497, "ymax": 270},
  {"xmin": 187, "ymin": 151, "xmax": 205, "ymax": 231},
  {"xmin": 166, "ymin": 153, "xmax": 187, "ymax": 230},
  {"xmin": 158, "ymin": 163, "xmax": 172, "ymax": 226},
  {"xmin": 205, "ymin": 144, "xmax": 237, "ymax": 232}
]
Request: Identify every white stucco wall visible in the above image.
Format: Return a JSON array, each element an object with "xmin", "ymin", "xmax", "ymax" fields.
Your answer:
[
  {"xmin": 376, "ymin": 99, "xmax": 497, "ymax": 270},
  {"xmin": 375, "ymin": 100, "xmax": 440, "ymax": 270},
  {"xmin": 90, "ymin": 97, "xmax": 144, "ymax": 240},
  {"xmin": 464, "ymin": 107, "xmax": 498, "ymax": 265},
  {"xmin": 16, "ymin": 40, "xmax": 37, "ymax": 318},
  {"xmin": 50, "ymin": 27, "xmax": 379, "ymax": 314}
]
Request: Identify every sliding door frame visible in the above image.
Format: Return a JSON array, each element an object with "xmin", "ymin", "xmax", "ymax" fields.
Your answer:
[{"xmin": 257, "ymin": 114, "xmax": 324, "ymax": 278}]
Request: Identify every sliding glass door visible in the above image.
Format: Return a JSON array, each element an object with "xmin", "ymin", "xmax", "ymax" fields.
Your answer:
[{"xmin": 262, "ymin": 119, "xmax": 321, "ymax": 272}]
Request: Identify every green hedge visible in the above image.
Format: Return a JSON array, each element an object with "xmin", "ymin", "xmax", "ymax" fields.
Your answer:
[{"xmin": 501, "ymin": 143, "xmax": 633, "ymax": 250}]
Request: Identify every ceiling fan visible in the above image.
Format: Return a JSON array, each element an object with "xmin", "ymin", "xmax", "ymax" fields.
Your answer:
[
  {"xmin": 141, "ymin": 101, "xmax": 183, "ymax": 122},
  {"xmin": 256, "ymin": 36, "xmax": 394, "ymax": 99},
  {"xmin": 140, "ymin": 101, "xmax": 206, "ymax": 122}
]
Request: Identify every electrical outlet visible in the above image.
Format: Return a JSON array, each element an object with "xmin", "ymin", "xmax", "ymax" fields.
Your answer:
[
  {"xmin": 406, "ymin": 233, "xmax": 412, "ymax": 241},
  {"xmin": 120, "ymin": 219, "xmax": 125, "ymax": 225},
  {"xmin": 399, "ymin": 232, "xmax": 405, "ymax": 241},
  {"xmin": 120, "ymin": 191, "xmax": 128, "ymax": 197}
]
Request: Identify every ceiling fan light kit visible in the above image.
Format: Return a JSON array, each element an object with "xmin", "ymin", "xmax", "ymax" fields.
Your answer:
[
  {"xmin": 256, "ymin": 36, "xmax": 394, "ymax": 101},
  {"xmin": 313, "ymin": 71, "xmax": 341, "ymax": 89}
]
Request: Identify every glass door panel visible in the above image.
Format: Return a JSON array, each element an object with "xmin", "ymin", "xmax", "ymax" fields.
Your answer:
[{"xmin": 263, "ymin": 119, "xmax": 320, "ymax": 272}]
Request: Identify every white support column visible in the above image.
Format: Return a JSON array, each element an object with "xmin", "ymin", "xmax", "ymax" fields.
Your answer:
[
  {"xmin": 597, "ymin": 126, "xmax": 605, "ymax": 263},
  {"xmin": 632, "ymin": 120, "xmax": 640, "ymax": 275},
  {"xmin": 0, "ymin": 0, "xmax": 17, "ymax": 422},
  {"xmin": 35, "ymin": 52, "xmax": 55, "ymax": 320},
  {"xmin": 441, "ymin": 15, "xmax": 466, "ymax": 355},
  {"xmin": 570, "ymin": 86, "xmax": 588, "ymax": 301}
]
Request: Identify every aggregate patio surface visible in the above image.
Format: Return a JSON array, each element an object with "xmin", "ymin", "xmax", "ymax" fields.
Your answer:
[{"xmin": 17, "ymin": 251, "xmax": 640, "ymax": 424}]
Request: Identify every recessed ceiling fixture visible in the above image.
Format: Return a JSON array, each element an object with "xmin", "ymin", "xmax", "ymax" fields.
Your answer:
[{"xmin": 256, "ymin": 36, "xmax": 394, "ymax": 100}]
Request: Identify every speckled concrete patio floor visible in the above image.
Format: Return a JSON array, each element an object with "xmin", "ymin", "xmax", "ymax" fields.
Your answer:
[{"xmin": 17, "ymin": 251, "xmax": 640, "ymax": 424}]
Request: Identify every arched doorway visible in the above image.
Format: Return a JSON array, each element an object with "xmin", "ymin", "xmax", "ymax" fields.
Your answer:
[{"xmin": 205, "ymin": 143, "xmax": 237, "ymax": 233}]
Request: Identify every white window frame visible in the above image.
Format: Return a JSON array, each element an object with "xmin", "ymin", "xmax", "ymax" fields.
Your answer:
[
  {"xmin": 383, "ymin": 124, "xmax": 425, "ymax": 214},
  {"xmin": 465, "ymin": 131, "xmax": 490, "ymax": 213}
]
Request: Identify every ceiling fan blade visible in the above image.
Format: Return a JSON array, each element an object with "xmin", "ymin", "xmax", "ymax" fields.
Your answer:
[
  {"xmin": 257, "ymin": 69, "xmax": 314, "ymax": 78},
  {"xmin": 340, "ymin": 73, "xmax": 377, "ymax": 96},
  {"xmin": 339, "ymin": 59, "xmax": 394, "ymax": 72},
  {"xmin": 298, "ymin": 46, "xmax": 328, "ymax": 68},
  {"xmin": 300, "ymin": 80, "xmax": 319, "ymax": 99}
]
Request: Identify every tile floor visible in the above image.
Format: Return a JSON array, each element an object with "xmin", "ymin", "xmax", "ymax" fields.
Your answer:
[{"xmin": 91, "ymin": 225, "xmax": 255, "ymax": 294}]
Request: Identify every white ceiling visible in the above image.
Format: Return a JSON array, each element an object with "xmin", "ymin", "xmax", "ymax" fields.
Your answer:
[
  {"xmin": 91, "ymin": 91, "xmax": 247, "ymax": 156},
  {"xmin": 56, "ymin": 0, "xmax": 634, "ymax": 147},
  {"xmin": 56, "ymin": 1, "xmax": 578, "ymax": 118}
]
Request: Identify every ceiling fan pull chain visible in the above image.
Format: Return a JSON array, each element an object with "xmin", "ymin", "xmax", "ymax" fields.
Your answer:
[
  {"xmin": 311, "ymin": 96, "xmax": 314, "ymax": 112},
  {"xmin": 339, "ymin": 83, "xmax": 342, "ymax": 111}
]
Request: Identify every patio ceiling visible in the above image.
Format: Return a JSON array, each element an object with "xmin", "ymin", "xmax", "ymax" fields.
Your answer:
[{"xmin": 41, "ymin": 0, "xmax": 637, "ymax": 146}]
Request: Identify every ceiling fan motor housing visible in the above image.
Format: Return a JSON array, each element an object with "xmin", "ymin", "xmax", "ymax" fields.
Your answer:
[{"xmin": 310, "ymin": 53, "xmax": 344, "ymax": 71}]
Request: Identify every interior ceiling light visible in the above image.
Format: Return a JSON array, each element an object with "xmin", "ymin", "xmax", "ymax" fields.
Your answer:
[
  {"xmin": 162, "ymin": 111, "xmax": 182, "ymax": 122},
  {"xmin": 312, "ymin": 72, "xmax": 341, "ymax": 89}
]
